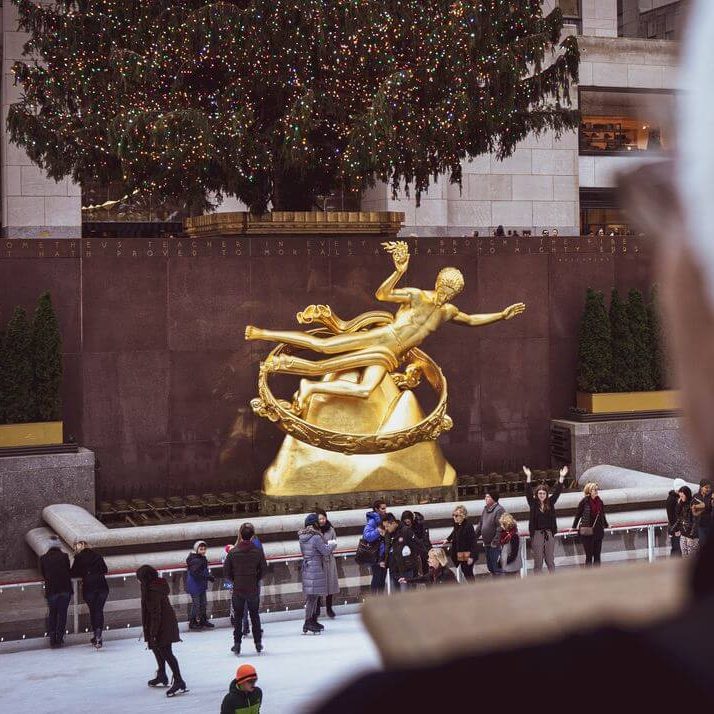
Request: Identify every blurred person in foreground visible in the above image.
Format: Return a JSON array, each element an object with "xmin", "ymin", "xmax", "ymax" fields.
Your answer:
[{"xmin": 311, "ymin": 3, "xmax": 714, "ymax": 709}]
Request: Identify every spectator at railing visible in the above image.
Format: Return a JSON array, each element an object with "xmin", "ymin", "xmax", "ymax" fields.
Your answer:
[
  {"xmin": 671, "ymin": 486, "xmax": 699, "ymax": 559},
  {"xmin": 666, "ymin": 478, "xmax": 686, "ymax": 556},
  {"xmin": 70, "ymin": 539, "xmax": 109, "ymax": 648},
  {"xmin": 136, "ymin": 564, "xmax": 187, "ymax": 697},
  {"xmin": 406, "ymin": 548, "xmax": 457, "ymax": 586},
  {"xmin": 496, "ymin": 513, "xmax": 521, "ymax": 576},
  {"xmin": 692, "ymin": 479, "xmax": 713, "ymax": 547},
  {"xmin": 185, "ymin": 540, "xmax": 214, "ymax": 630},
  {"xmin": 316, "ymin": 508, "xmax": 339, "ymax": 619},
  {"xmin": 39, "ymin": 535, "xmax": 72, "ymax": 649},
  {"xmin": 474, "ymin": 490, "xmax": 506, "ymax": 575},
  {"xmin": 383, "ymin": 513, "xmax": 427, "ymax": 592},
  {"xmin": 364, "ymin": 500, "xmax": 387, "ymax": 593},
  {"xmin": 524, "ymin": 465, "xmax": 567, "ymax": 573},
  {"xmin": 445, "ymin": 505, "xmax": 477, "ymax": 581},
  {"xmin": 573, "ymin": 482, "xmax": 609, "ymax": 566},
  {"xmin": 411, "ymin": 511, "xmax": 432, "ymax": 574}
]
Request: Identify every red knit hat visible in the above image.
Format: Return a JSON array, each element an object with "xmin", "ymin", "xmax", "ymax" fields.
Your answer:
[{"xmin": 236, "ymin": 664, "xmax": 258, "ymax": 685}]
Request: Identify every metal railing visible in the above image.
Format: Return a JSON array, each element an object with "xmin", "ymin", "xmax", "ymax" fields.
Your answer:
[{"xmin": 0, "ymin": 521, "xmax": 672, "ymax": 644}]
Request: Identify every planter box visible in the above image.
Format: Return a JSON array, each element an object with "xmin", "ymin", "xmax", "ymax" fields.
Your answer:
[
  {"xmin": 576, "ymin": 391, "xmax": 680, "ymax": 414},
  {"xmin": 0, "ymin": 421, "xmax": 63, "ymax": 448}
]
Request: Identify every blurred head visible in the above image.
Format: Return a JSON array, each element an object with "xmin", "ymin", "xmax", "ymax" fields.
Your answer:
[
  {"xmin": 194, "ymin": 540, "xmax": 207, "ymax": 554},
  {"xmin": 499, "ymin": 513, "xmax": 517, "ymax": 531},
  {"xmin": 700, "ymin": 479, "xmax": 712, "ymax": 497},
  {"xmin": 427, "ymin": 548, "xmax": 448, "ymax": 569},
  {"xmin": 584, "ymin": 482, "xmax": 600, "ymax": 498},
  {"xmin": 239, "ymin": 523, "xmax": 255, "ymax": 542},
  {"xmin": 536, "ymin": 484, "xmax": 549, "ymax": 505},
  {"xmin": 74, "ymin": 540, "xmax": 88, "ymax": 552},
  {"xmin": 383, "ymin": 513, "xmax": 399, "ymax": 533},
  {"xmin": 235, "ymin": 664, "xmax": 258, "ymax": 691},
  {"xmin": 304, "ymin": 513, "xmax": 319, "ymax": 528},
  {"xmin": 136, "ymin": 564, "xmax": 159, "ymax": 585},
  {"xmin": 679, "ymin": 485, "xmax": 693, "ymax": 502},
  {"xmin": 400, "ymin": 510, "xmax": 414, "ymax": 527},
  {"xmin": 485, "ymin": 491, "xmax": 500, "ymax": 507},
  {"xmin": 372, "ymin": 500, "xmax": 388, "ymax": 516},
  {"xmin": 316, "ymin": 508, "xmax": 329, "ymax": 527},
  {"xmin": 452, "ymin": 505, "xmax": 467, "ymax": 522}
]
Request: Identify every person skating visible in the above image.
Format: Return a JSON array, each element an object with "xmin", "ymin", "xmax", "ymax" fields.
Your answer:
[
  {"xmin": 223, "ymin": 523, "xmax": 267, "ymax": 655},
  {"xmin": 445, "ymin": 505, "xmax": 477, "ymax": 580},
  {"xmin": 524, "ymin": 465, "xmax": 567, "ymax": 573},
  {"xmin": 186, "ymin": 540, "xmax": 215, "ymax": 630},
  {"xmin": 136, "ymin": 564, "xmax": 187, "ymax": 697},
  {"xmin": 298, "ymin": 513, "xmax": 337, "ymax": 634},
  {"xmin": 405, "ymin": 548, "xmax": 457, "ymax": 586},
  {"xmin": 383, "ymin": 513, "xmax": 427, "ymax": 591},
  {"xmin": 70, "ymin": 539, "xmax": 109, "ymax": 648},
  {"xmin": 474, "ymin": 491, "xmax": 506, "ymax": 575},
  {"xmin": 316, "ymin": 508, "xmax": 339, "ymax": 618},
  {"xmin": 220, "ymin": 664, "xmax": 263, "ymax": 713},
  {"xmin": 39, "ymin": 535, "xmax": 72, "ymax": 648}
]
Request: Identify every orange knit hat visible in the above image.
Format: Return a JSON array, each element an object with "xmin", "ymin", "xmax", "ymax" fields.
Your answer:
[{"xmin": 236, "ymin": 664, "xmax": 258, "ymax": 685}]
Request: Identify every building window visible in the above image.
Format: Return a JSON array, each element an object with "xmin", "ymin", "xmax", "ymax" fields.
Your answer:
[
  {"xmin": 580, "ymin": 189, "xmax": 633, "ymax": 236},
  {"xmin": 558, "ymin": 0, "xmax": 582, "ymax": 31},
  {"xmin": 579, "ymin": 89, "xmax": 674, "ymax": 156},
  {"xmin": 617, "ymin": 0, "xmax": 686, "ymax": 41}
]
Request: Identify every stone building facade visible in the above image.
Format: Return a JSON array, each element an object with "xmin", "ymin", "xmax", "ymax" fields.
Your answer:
[{"xmin": 1, "ymin": 1, "xmax": 684, "ymax": 239}]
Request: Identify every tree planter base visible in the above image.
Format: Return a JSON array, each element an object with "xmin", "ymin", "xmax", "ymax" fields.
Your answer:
[
  {"xmin": 0, "ymin": 421, "xmax": 63, "ymax": 448},
  {"xmin": 576, "ymin": 391, "xmax": 680, "ymax": 415}
]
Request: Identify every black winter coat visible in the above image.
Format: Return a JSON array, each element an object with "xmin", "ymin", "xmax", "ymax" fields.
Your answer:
[
  {"xmin": 408, "ymin": 566, "xmax": 457, "ymax": 586},
  {"xmin": 221, "ymin": 681, "xmax": 263, "ymax": 713},
  {"xmin": 446, "ymin": 520, "xmax": 477, "ymax": 566},
  {"xmin": 70, "ymin": 548, "xmax": 109, "ymax": 597},
  {"xmin": 140, "ymin": 577, "xmax": 180, "ymax": 648},
  {"xmin": 525, "ymin": 481, "xmax": 562, "ymax": 537},
  {"xmin": 40, "ymin": 547, "xmax": 72, "ymax": 596},
  {"xmin": 223, "ymin": 542, "xmax": 267, "ymax": 597},
  {"xmin": 573, "ymin": 497, "xmax": 609, "ymax": 533},
  {"xmin": 673, "ymin": 500, "xmax": 698, "ymax": 539},
  {"xmin": 666, "ymin": 491, "xmax": 679, "ymax": 527},
  {"xmin": 385, "ymin": 525, "xmax": 427, "ymax": 577}
]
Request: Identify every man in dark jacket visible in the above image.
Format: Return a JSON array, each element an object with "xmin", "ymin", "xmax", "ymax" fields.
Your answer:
[
  {"xmin": 221, "ymin": 664, "xmax": 262, "ymax": 713},
  {"xmin": 39, "ymin": 536, "xmax": 72, "ymax": 648},
  {"xmin": 70, "ymin": 540, "xmax": 109, "ymax": 647},
  {"xmin": 383, "ymin": 513, "xmax": 427, "ymax": 591},
  {"xmin": 693, "ymin": 479, "xmax": 713, "ymax": 547},
  {"xmin": 667, "ymin": 478, "xmax": 686, "ymax": 556},
  {"xmin": 223, "ymin": 523, "xmax": 268, "ymax": 655}
]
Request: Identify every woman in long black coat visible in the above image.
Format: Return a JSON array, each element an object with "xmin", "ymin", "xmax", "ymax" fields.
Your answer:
[
  {"xmin": 136, "ymin": 565, "xmax": 188, "ymax": 697},
  {"xmin": 70, "ymin": 540, "xmax": 109, "ymax": 648},
  {"xmin": 445, "ymin": 505, "xmax": 477, "ymax": 580}
]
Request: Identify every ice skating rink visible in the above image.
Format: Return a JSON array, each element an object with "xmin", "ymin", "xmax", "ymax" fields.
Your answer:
[{"xmin": 0, "ymin": 613, "xmax": 379, "ymax": 713}]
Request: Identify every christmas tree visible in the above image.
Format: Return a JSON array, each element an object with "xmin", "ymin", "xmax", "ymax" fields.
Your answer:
[
  {"xmin": 647, "ymin": 286, "xmax": 667, "ymax": 390},
  {"xmin": 609, "ymin": 289, "xmax": 635, "ymax": 392},
  {"xmin": 626, "ymin": 288, "xmax": 654, "ymax": 391},
  {"xmin": 577, "ymin": 288, "xmax": 612, "ymax": 393},
  {"xmin": 0, "ymin": 307, "xmax": 34, "ymax": 424},
  {"xmin": 31, "ymin": 292, "xmax": 63, "ymax": 422},
  {"xmin": 8, "ymin": 0, "xmax": 579, "ymax": 213}
]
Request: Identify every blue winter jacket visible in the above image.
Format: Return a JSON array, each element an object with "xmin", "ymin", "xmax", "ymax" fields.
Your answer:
[
  {"xmin": 186, "ymin": 552, "xmax": 211, "ymax": 596},
  {"xmin": 363, "ymin": 511, "xmax": 385, "ymax": 560}
]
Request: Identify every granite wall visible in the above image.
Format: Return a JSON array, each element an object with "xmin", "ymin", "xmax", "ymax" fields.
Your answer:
[
  {"xmin": 0, "ymin": 448, "xmax": 95, "ymax": 569},
  {"xmin": 0, "ymin": 234, "xmax": 657, "ymax": 501}
]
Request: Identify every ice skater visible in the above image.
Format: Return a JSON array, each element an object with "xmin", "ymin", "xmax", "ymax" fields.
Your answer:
[
  {"xmin": 220, "ymin": 664, "xmax": 263, "ymax": 713},
  {"xmin": 136, "ymin": 565, "xmax": 188, "ymax": 697}
]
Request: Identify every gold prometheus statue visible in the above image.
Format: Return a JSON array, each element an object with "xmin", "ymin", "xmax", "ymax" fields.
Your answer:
[{"xmin": 245, "ymin": 241, "xmax": 525, "ymax": 455}]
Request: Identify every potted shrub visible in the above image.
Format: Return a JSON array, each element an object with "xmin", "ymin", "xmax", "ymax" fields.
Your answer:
[
  {"xmin": 576, "ymin": 287, "xmax": 679, "ymax": 414},
  {"xmin": 0, "ymin": 293, "xmax": 63, "ymax": 447}
]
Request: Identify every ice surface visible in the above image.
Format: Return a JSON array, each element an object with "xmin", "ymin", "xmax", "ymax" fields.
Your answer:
[{"xmin": 0, "ymin": 614, "xmax": 379, "ymax": 713}]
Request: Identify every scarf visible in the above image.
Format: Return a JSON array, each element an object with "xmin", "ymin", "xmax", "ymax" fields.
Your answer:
[
  {"xmin": 499, "ymin": 526, "xmax": 517, "ymax": 546},
  {"xmin": 589, "ymin": 496, "xmax": 603, "ymax": 519}
]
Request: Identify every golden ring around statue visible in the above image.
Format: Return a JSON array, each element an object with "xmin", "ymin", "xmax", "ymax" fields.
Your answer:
[{"xmin": 250, "ymin": 336, "xmax": 453, "ymax": 455}]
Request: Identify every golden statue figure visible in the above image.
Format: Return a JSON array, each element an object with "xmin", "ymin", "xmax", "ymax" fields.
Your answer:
[{"xmin": 246, "ymin": 241, "xmax": 525, "ymax": 496}]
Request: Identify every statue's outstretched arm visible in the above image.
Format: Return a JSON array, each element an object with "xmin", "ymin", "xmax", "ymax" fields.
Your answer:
[
  {"xmin": 452, "ymin": 302, "xmax": 526, "ymax": 327},
  {"xmin": 375, "ymin": 241, "xmax": 412, "ymax": 304}
]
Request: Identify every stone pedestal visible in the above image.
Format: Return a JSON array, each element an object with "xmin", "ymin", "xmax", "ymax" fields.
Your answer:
[
  {"xmin": 0, "ymin": 448, "xmax": 95, "ymax": 569},
  {"xmin": 551, "ymin": 417, "xmax": 704, "ymax": 483}
]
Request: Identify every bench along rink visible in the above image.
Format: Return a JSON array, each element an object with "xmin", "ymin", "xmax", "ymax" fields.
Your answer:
[{"xmin": 0, "ymin": 613, "xmax": 379, "ymax": 713}]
